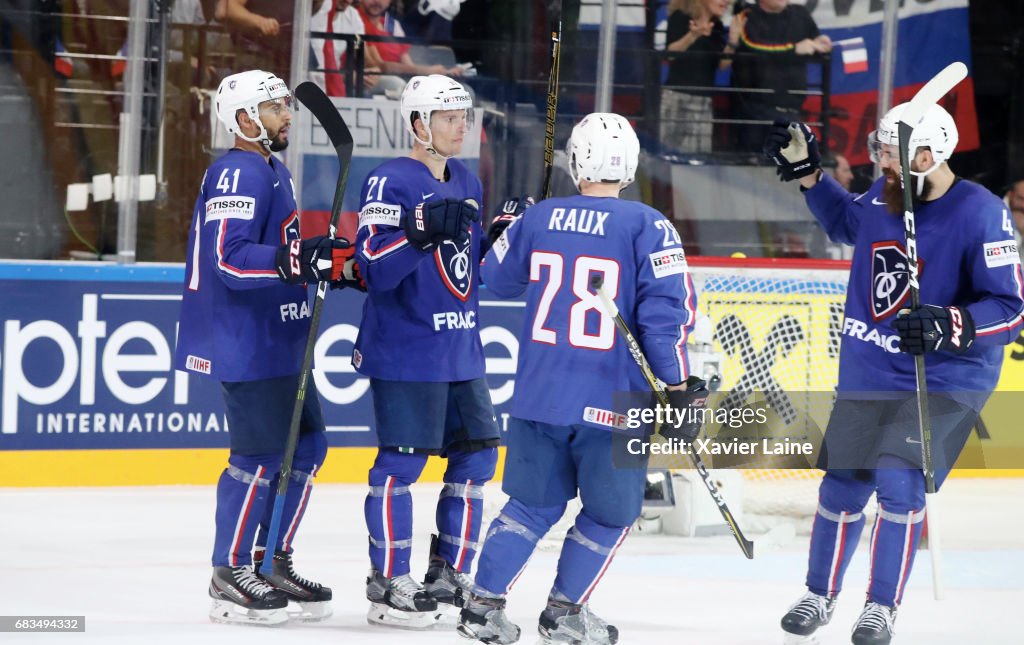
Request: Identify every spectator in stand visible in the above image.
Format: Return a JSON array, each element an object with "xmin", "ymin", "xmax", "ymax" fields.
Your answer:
[
  {"xmin": 403, "ymin": 0, "xmax": 467, "ymax": 44},
  {"xmin": 830, "ymin": 153, "xmax": 853, "ymax": 190},
  {"xmin": 357, "ymin": 0, "xmax": 465, "ymax": 87},
  {"xmin": 660, "ymin": 0, "xmax": 738, "ymax": 154},
  {"xmin": 310, "ymin": 0, "xmax": 380, "ymax": 96},
  {"xmin": 730, "ymin": 0, "xmax": 831, "ymax": 152},
  {"xmin": 215, "ymin": 0, "xmax": 293, "ymax": 77}
]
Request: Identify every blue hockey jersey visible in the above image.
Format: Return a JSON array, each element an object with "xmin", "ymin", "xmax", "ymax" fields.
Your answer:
[
  {"xmin": 175, "ymin": 149, "xmax": 309, "ymax": 382},
  {"xmin": 805, "ymin": 173, "xmax": 1024, "ymax": 404},
  {"xmin": 353, "ymin": 157, "xmax": 485, "ymax": 381},
  {"xmin": 481, "ymin": 195, "xmax": 697, "ymax": 429}
]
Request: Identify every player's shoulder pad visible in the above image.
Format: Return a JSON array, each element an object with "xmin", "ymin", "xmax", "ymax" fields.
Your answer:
[
  {"xmin": 954, "ymin": 179, "xmax": 1008, "ymax": 229},
  {"xmin": 638, "ymin": 206, "xmax": 688, "ymax": 279},
  {"xmin": 202, "ymin": 151, "xmax": 272, "ymax": 223},
  {"xmin": 358, "ymin": 159, "xmax": 412, "ymax": 229}
]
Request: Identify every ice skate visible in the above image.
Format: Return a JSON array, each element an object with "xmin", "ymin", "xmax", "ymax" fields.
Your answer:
[
  {"xmin": 208, "ymin": 565, "xmax": 289, "ymax": 627},
  {"xmin": 423, "ymin": 534, "xmax": 474, "ymax": 625},
  {"xmin": 537, "ymin": 598, "xmax": 618, "ymax": 644},
  {"xmin": 851, "ymin": 602, "xmax": 896, "ymax": 645},
  {"xmin": 457, "ymin": 593, "xmax": 521, "ymax": 644},
  {"xmin": 781, "ymin": 591, "xmax": 836, "ymax": 644},
  {"xmin": 255, "ymin": 549, "xmax": 333, "ymax": 622},
  {"xmin": 366, "ymin": 568, "xmax": 438, "ymax": 630}
]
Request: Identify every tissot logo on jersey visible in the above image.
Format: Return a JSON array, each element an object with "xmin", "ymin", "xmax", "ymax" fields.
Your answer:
[
  {"xmin": 205, "ymin": 196, "xmax": 256, "ymax": 222},
  {"xmin": 359, "ymin": 202, "xmax": 402, "ymax": 229},
  {"xmin": 649, "ymin": 248, "xmax": 688, "ymax": 279},
  {"xmin": 983, "ymin": 240, "xmax": 1020, "ymax": 268},
  {"xmin": 870, "ymin": 241, "xmax": 914, "ymax": 320}
]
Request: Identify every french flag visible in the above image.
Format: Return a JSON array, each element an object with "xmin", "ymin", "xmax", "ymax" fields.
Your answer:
[
  {"xmin": 837, "ymin": 37, "xmax": 868, "ymax": 74},
  {"xmin": 54, "ymin": 38, "xmax": 73, "ymax": 78}
]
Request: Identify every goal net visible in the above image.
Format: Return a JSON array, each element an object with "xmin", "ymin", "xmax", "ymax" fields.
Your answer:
[{"xmin": 685, "ymin": 256, "xmax": 851, "ymax": 531}]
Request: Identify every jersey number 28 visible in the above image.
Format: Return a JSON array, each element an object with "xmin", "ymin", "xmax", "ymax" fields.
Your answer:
[{"xmin": 530, "ymin": 252, "xmax": 620, "ymax": 350}]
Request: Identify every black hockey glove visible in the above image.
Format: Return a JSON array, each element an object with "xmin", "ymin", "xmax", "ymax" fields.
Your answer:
[
  {"xmin": 892, "ymin": 305, "xmax": 975, "ymax": 355},
  {"xmin": 763, "ymin": 120, "xmax": 821, "ymax": 181},
  {"xmin": 660, "ymin": 376, "xmax": 710, "ymax": 443},
  {"xmin": 329, "ymin": 257, "xmax": 367, "ymax": 292},
  {"xmin": 488, "ymin": 195, "xmax": 534, "ymax": 246},
  {"xmin": 275, "ymin": 236, "xmax": 355, "ymax": 285},
  {"xmin": 404, "ymin": 198, "xmax": 480, "ymax": 251}
]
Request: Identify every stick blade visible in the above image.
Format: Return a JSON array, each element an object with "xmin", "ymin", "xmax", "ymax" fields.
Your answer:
[
  {"xmin": 293, "ymin": 81, "xmax": 354, "ymax": 150},
  {"xmin": 898, "ymin": 62, "xmax": 968, "ymax": 129}
]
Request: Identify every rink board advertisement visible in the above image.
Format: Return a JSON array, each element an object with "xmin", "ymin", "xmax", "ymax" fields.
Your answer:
[
  {"xmin": 1, "ymin": 261, "xmax": 1021, "ymax": 486},
  {"xmin": 0, "ymin": 262, "xmax": 519, "ymax": 485}
]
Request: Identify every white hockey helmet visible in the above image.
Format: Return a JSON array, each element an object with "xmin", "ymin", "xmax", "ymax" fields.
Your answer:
[
  {"xmin": 566, "ymin": 113, "xmax": 640, "ymax": 190},
  {"xmin": 869, "ymin": 102, "xmax": 958, "ymax": 168},
  {"xmin": 215, "ymin": 70, "xmax": 291, "ymax": 147},
  {"xmin": 400, "ymin": 74, "xmax": 474, "ymax": 152}
]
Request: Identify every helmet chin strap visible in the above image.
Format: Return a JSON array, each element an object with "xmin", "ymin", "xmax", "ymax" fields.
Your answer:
[
  {"xmin": 236, "ymin": 111, "xmax": 273, "ymax": 150},
  {"xmin": 415, "ymin": 126, "xmax": 455, "ymax": 161},
  {"xmin": 909, "ymin": 153, "xmax": 942, "ymax": 197}
]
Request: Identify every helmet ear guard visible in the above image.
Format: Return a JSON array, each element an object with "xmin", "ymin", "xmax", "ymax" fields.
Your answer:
[
  {"xmin": 215, "ymin": 70, "xmax": 291, "ymax": 148},
  {"xmin": 565, "ymin": 113, "xmax": 640, "ymax": 191}
]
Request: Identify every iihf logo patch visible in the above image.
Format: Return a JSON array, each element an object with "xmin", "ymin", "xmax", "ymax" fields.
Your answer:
[
  {"xmin": 870, "ymin": 241, "xmax": 920, "ymax": 321},
  {"xmin": 436, "ymin": 233, "xmax": 473, "ymax": 301}
]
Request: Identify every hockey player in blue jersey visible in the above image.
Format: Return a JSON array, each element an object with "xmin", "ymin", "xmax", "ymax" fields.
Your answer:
[
  {"xmin": 764, "ymin": 105, "xmax": 1024, "ymax": 644},
  {"xmin": 175, "ymin": 70, "xmax": 359, "ymax": 626},
  {"xmin": 351, "ymin": 74, "xmax": 500, "ymax": 630},
  {"xmin": 456, "ymin": 113, "xmax": 707, "ymax": 645}
]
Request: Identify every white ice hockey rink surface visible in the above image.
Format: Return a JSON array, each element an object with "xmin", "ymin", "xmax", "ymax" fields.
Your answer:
[{"xmin": 2, "ymin": 478, "xmax": 1022, "ymax": 644}]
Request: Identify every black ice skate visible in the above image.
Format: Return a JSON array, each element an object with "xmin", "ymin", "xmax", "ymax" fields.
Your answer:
[
  {"xmin": 457, "ymin": 593, "xmax": 521, "ymax": 644},
  {"xmin": 366, "ymin": 568, "xmax": 438, "ymax": 630},
  {"xmin": 254, "ymin": 549, "xmax": 333, "ymax": 622},
  {"xmin": 208, "ymin": 565, "xmax": 289, "ymax": 627},
  {"xmin": 538, "ymin": 597, "xmax": 618, "ymax": 644},
  {"xmin": 781, "ymin": 591, "xmax": 836, "ymax": 644},
  {"xmin": 423, "ymin": 534, "xmax": 474, "ymax": 626},
  {"xmin": 851, "ymin": 602, "xmax": 896, "ymax": 645}
]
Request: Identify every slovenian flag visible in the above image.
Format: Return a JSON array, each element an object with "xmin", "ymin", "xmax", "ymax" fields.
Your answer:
[
  {"xmin": 54, "ymin": 38, "xmax": 73, "ymax": 78},
  {"xmin": 836, "ymin": 37, "xmax": 868, "ymax": 74}
]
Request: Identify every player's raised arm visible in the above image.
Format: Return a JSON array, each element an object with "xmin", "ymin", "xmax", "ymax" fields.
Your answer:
[{"xmin": 764, "ymin": 120, "xmax": 865, "ymax": 245}]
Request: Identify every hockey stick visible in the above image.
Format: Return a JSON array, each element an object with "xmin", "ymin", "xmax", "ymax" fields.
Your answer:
[
  {"xmin": 540, "ymin": 2, "xmax": 562, "ymax": 199},
  {"xmin": 260, "ymin": 82, "xmax": 353, "ymax": 575},
  {"xmin": 591, "ymin": 275, "xmax": 794, "ymax": 558},
  {"xmin": 896, "ymin": 60, "xmax": 967, "ymax": 600}
]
